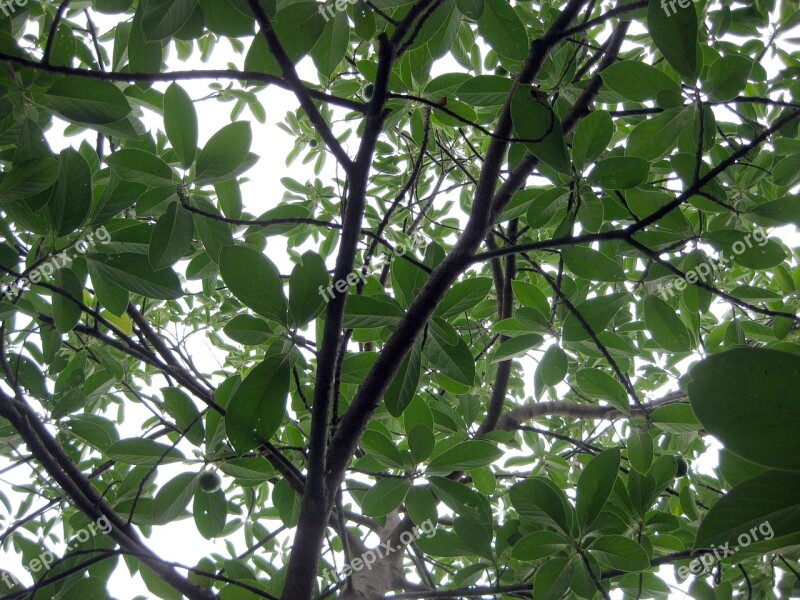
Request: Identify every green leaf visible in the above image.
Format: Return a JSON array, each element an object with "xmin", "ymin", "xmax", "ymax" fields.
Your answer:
[
  {"xmin": 511, "ymin": 530, "xmax": 569, "ymax": 560},
  {"xmin": 223, "ymin": 314, "xmax": 272, "ymax": 345},
  {"xmin": 195, "ymin": 122, "xmax": 252, "ymax": 184},
  {"xmin": 149, "ymin": 201, "xmax": 194, "ymax": 269},
  {"xmin": 47, "ymin": 148, "xmax": 92, "ymax": 236},
  {"xmin": 343, "ymin": 294, "xmax": 404, "ymax": 328},
  {"xmin": 539, "ymin": 346, "xmax": 568, "ymax": 387},
  {"xmin": 53, "ymin": 268, "xmax": 83, "ymax": 334},
  {"xmin": 646, "ymin": 0, "xmax": 700, "ymax": 83},
  {"xmin": 575, "ymin": 368, "xmax": 629, "ymax": 414},
  {"xmin": 385, "ymin": 338, "xmax": 423, "ymax": 417},
  {"xmin": 361, "ymin": 429, "xmax": 406, "ymax": 469},
  {"xmin": 577, "ymin": 448, "xmax": 621, "ymax": 531},
  {"xmin": 153, "ymin": 472, "xmax": 198, "ymax": 524},
  {"xmin": 561, "ymin": 246, "xmax": 625, "ymax": 282},
  {"xmin": 510, "ymin": 477, "xmax": 573, "ymax": 534},
  {"xmin": 163, "ymin": 387, "xmax": 204, "ymax": 446},
  {"xmin": 534, "ymin": 557, "xmax": 577, "ymax": 600},
  {"xmin": 643, "ymin": 295, "xmax": 693, "ymax": 352},
  {"xmin": 511, "ymin": 87, "xmax": 571, "ymax": 174},
  {"xmin": 288, "ymin": 251, "xmax": 328, "ymax": 327},
  {"xmin": 225, "ymin": 349, "xmax": 292, "ymax": 454},
  {"xmin": 87, "ymin": 262, "xmax": 129, "ymax": 316},
  {"xmin": 600, "ymin": 60, "xmax": 680, "ymax": 102},
  {"xmin": 477, "ymin": 0, "xmax": 528, "ymax": 61},
  {"xmin": 106, "ymin": 438, "xmax": 185, "ymax": 465},
  {"xmin": 627, "ymin": 428, "xmax": 654, "ymax": 474},
  {"xmin": 219, "ymin": 245, "xmax": 287, "ymax": 325},
  {"xmin": 572, "ymin": 110, "xmax": 613, "ymax": 170},
  {"xmin": 42, "ymin": 77, "xmax": 132, "ymax": 125},
  {"xmin": 86, "ymin": 253, "xmax": 183, "ymax": 300},
  {"xmin": 310, "ymin": 9, "xmax": 349, "ymax": 78},
  {"xmin": 695, "ymin": 470, "xmax": 800, "ymax": 555},
  {"xmin": 491, "ymin": 333, "xmax": 544, "ymax": 363},
  {"xmin": 562, "ymin": 292, "xmax": 627, "ymax": 342},
  {"xmin": 164, "ymin": 83, "xmax": 198, "ymax": 169},
  {"xmin": 361, "ymin": 479, "xmax": 411, "ymax": 517},
  {"xmin": 437, "ymin": 277, "xmax": 493, "ymax": 319},
  {"xmin": 245, "ymin": 3, "xmax": 326, "ymax": 75},
  {"xmin": 457, "ymin": 0, "xmax": 484, "ymax": 19},
  {"xmin": 456, "ymin": 75, "xmax": 514, "ymax": 106},
  {"xmin": 704, "ymin": 54, "xmax": 751, "ymax": 101},
  {"xmin": 0, "ymin": 159, "xmax": 60, "ymax": 202},
  {"xmin": 588, "ymin": 157, "xmax": 650, "ymax": 190},
  {"xmin": 106, "ymin": 149, "xmax": 174, "ymax": 187},
  {"xmin": 627, "ymin": 108, "xmax": 686, "ymax": 161},
  {"xmin": 142, "ymin": 0, "xmax": 199, "ymax": 41},
  {"xmin": 688, "ymin": 348, "xmax": 800, "ymax": 471},
  {"xmin": 194, "ymin": 489, "xmax": 227, "ymax": 539},
  {"xmin": 424, "ymin": 319, "xmax": 476, "ymax": 386},
  {"xmin": 590, "ymin": 535, "xmax": 650, "ymax": 571},
  {"xmin": 427, "ymin": 441, "xmax": 502, "ymax": 473}
]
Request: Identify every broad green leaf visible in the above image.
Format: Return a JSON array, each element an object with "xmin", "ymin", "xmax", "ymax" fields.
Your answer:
[
  {"xmin": 53, "ymin": 268, "xmax": 83, "ymax": 334},
  {"xmin": 511, "ymin": 87, "xmax": 571, "ymax": 174},
  {"xmin": 695, "ymin": 470, "xmax": 800, "ymax": 555},
  {"xmin": 575, "ymin": 368, "xmax": 629, "ymax": 414},
  {"xmin": 0, "ymin": 159, "xmax": 60, "ymax": 202},
  {"xmin": 427, "ymin": 441, "xmax": 501, "ymax": 473},
  {"xmin": 534, "ymin": 557, "xmax": 576, "ymax": 600},
  {"xmin": 385, "ymin": 338, "xmax": 423, "ymax": 417},
  {"xmin": 153, "ymin": 473, "xmax": 198, "ymax": 524},
  {"xmin": 164, "ymin": 83, "xmax": 198, "ymax": 169},
  {"xmin": 47, "ymin": 148, "xmax": 92, "ymax": 236},
  {"xmin": 219, "ymin": 245, "xmax": 287, "ymax": 325},
  {"xmin": 510, "ymin": 477, "xmax": 573, "ymax": 533},
  {"xmin": 437, "ymin": 277, "xmax": 493, "ymax": 318},
  {"xmin": 106, "ymin": 149, "xmax": 174, "ymax": 187},
  {"xmin": 195, "ymin": 122, "xmax": 252, "ymax": 184},
  {"xmin": 42, "ymin": 77, "xmax": 132, "ymax": 125},
  {"xmin": 627, "ymin": 428, "xmax": 654, "ymax": 474},
  {"xmin": 343, "ymin": 294, "xmax": 404, "ymax": 328},
  {"xmin": 704, "ymin": 54, "xmax": 751, "ymax": 101},
  {"xmin": 539, "ymin": 346, "xmax": 568, "ymax": 387},
  {"xmin": 577, "ymin": 448, "xmax": 621, "ymax": 531},
  {"xmin": 491, "ymin": 333, "xmax": 544, "ymax": 363},
  {"xmin": 361, "ymin": 479, "xmax": 411, "ymax": 517},
  {"xmin": 163, "ymin": 387, "xmax": 204, "ymax": 446},
  {"xmin": 477, "ymin": 0, "xmax": 528, "ymax": 61},
  {"xmin": 588, "ymin": 157, "xmax": 650, "ymax": 190},
  {"xmin": 106, "ymin": 438, "xmax": 184, "ymax": 465},
  {"xmin": 310, "ymin": 9, "xmax": 349, "ymax": 78},
  {"xmin": 225, "ymin": 349, "xmax": 292, "ymax": 454},
  {"xmin": 142, "ymin": 0, "xmax": 199, "ymax": 41},
  {"xmin": 627, "ymin": 108, "xmax": 686, "ymax": 161},
  {"xmin": 688, "ymin": 348, "xmax": 800, "ymax": 471},
  {"xmin": 87, "ymin": 253, "xmax": 183, "ymax": 300},
  {"xmin": 361, "ymin": 429, "xmax": 406, "ymax": 469},
  {"xmin": 457, "ymin": 0, "xmax": 484, "ymax": 19},
  {"xmin": 149, "ymin": 201, "xmax": 194, "ymax": 269},
  {"xmin": 562, "ymin": 293, "xmax": 627, "ymax": 342},
  {"xmin": 245, "ymin": 3, "xmax": 326, "ymax": 75},
  {"xmin": 194, "ymin": 489, "xmax": 227, "ymax": 539},
  {"xmin": 601, "ymin": 60, "xmax": 680, "ymax": 102},
  {"xmin": 511, "ymin": 530, "xmax": 569, "ymax": 560},
  {"xmin": 456, "ymin": 75, "xmax": 514, "ymax": 106},
  {"xmin": 590, "ymin": 535, "xmax": 650, "ymax": 571},
  {"xmin": 646, "ymin": 0, "xmax": 700, "ymax": 82},
  {"xmin": 223, "ymin": 314, "xmax": 272, "ymax": 345},
  {"xmin": 289, "ymin": 251, "xmax": 329, "ymax": 327},
  {"xmin": 424, "ymin": 319, "xmax": 476, "ymax": 386},
  {"xmin": 643, "ymin": 295, "xmax": 693, "ymax": 352},
  {"xmin": 562, "ymin": 246, "xmax": 625, "ymax": 282},
  {"xmin": 572, "ymin": 110, "xmax": 613, "ymax": 170},
  {"xmin": 87, "ymin": 262, "xmax": 129, "ymax": 316}
]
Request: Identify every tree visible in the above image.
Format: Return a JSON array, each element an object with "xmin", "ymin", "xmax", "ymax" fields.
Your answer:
[{"xmin": 0, "ymin": 0, "xmax": 798, "ymax": 598}]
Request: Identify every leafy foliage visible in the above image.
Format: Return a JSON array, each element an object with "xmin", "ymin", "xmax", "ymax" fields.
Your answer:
[{"xmin": 0, "ymin": 1, "xmax": 799, "ymax": 600}]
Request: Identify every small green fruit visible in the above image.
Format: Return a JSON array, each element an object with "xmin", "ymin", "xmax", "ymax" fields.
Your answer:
[
  {"xmin": 308, "ymin": 139, "xmax": 318, "ymax": 148},
  {"xmin": 676, "ymin": 457, "xmax": 688, "ymax": 477},
  {"xmin": 198, "ymin": 470, "xmax": 222, "ymax": 493},
  {"xmin": 364, "ymin": 84, "xmax": 375, "ymax": 99}
]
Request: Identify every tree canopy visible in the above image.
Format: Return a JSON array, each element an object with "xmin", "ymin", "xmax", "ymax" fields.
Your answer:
[{"xmin": 0, "ymin": 1, "xmax": 799, "ymax": 599}]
